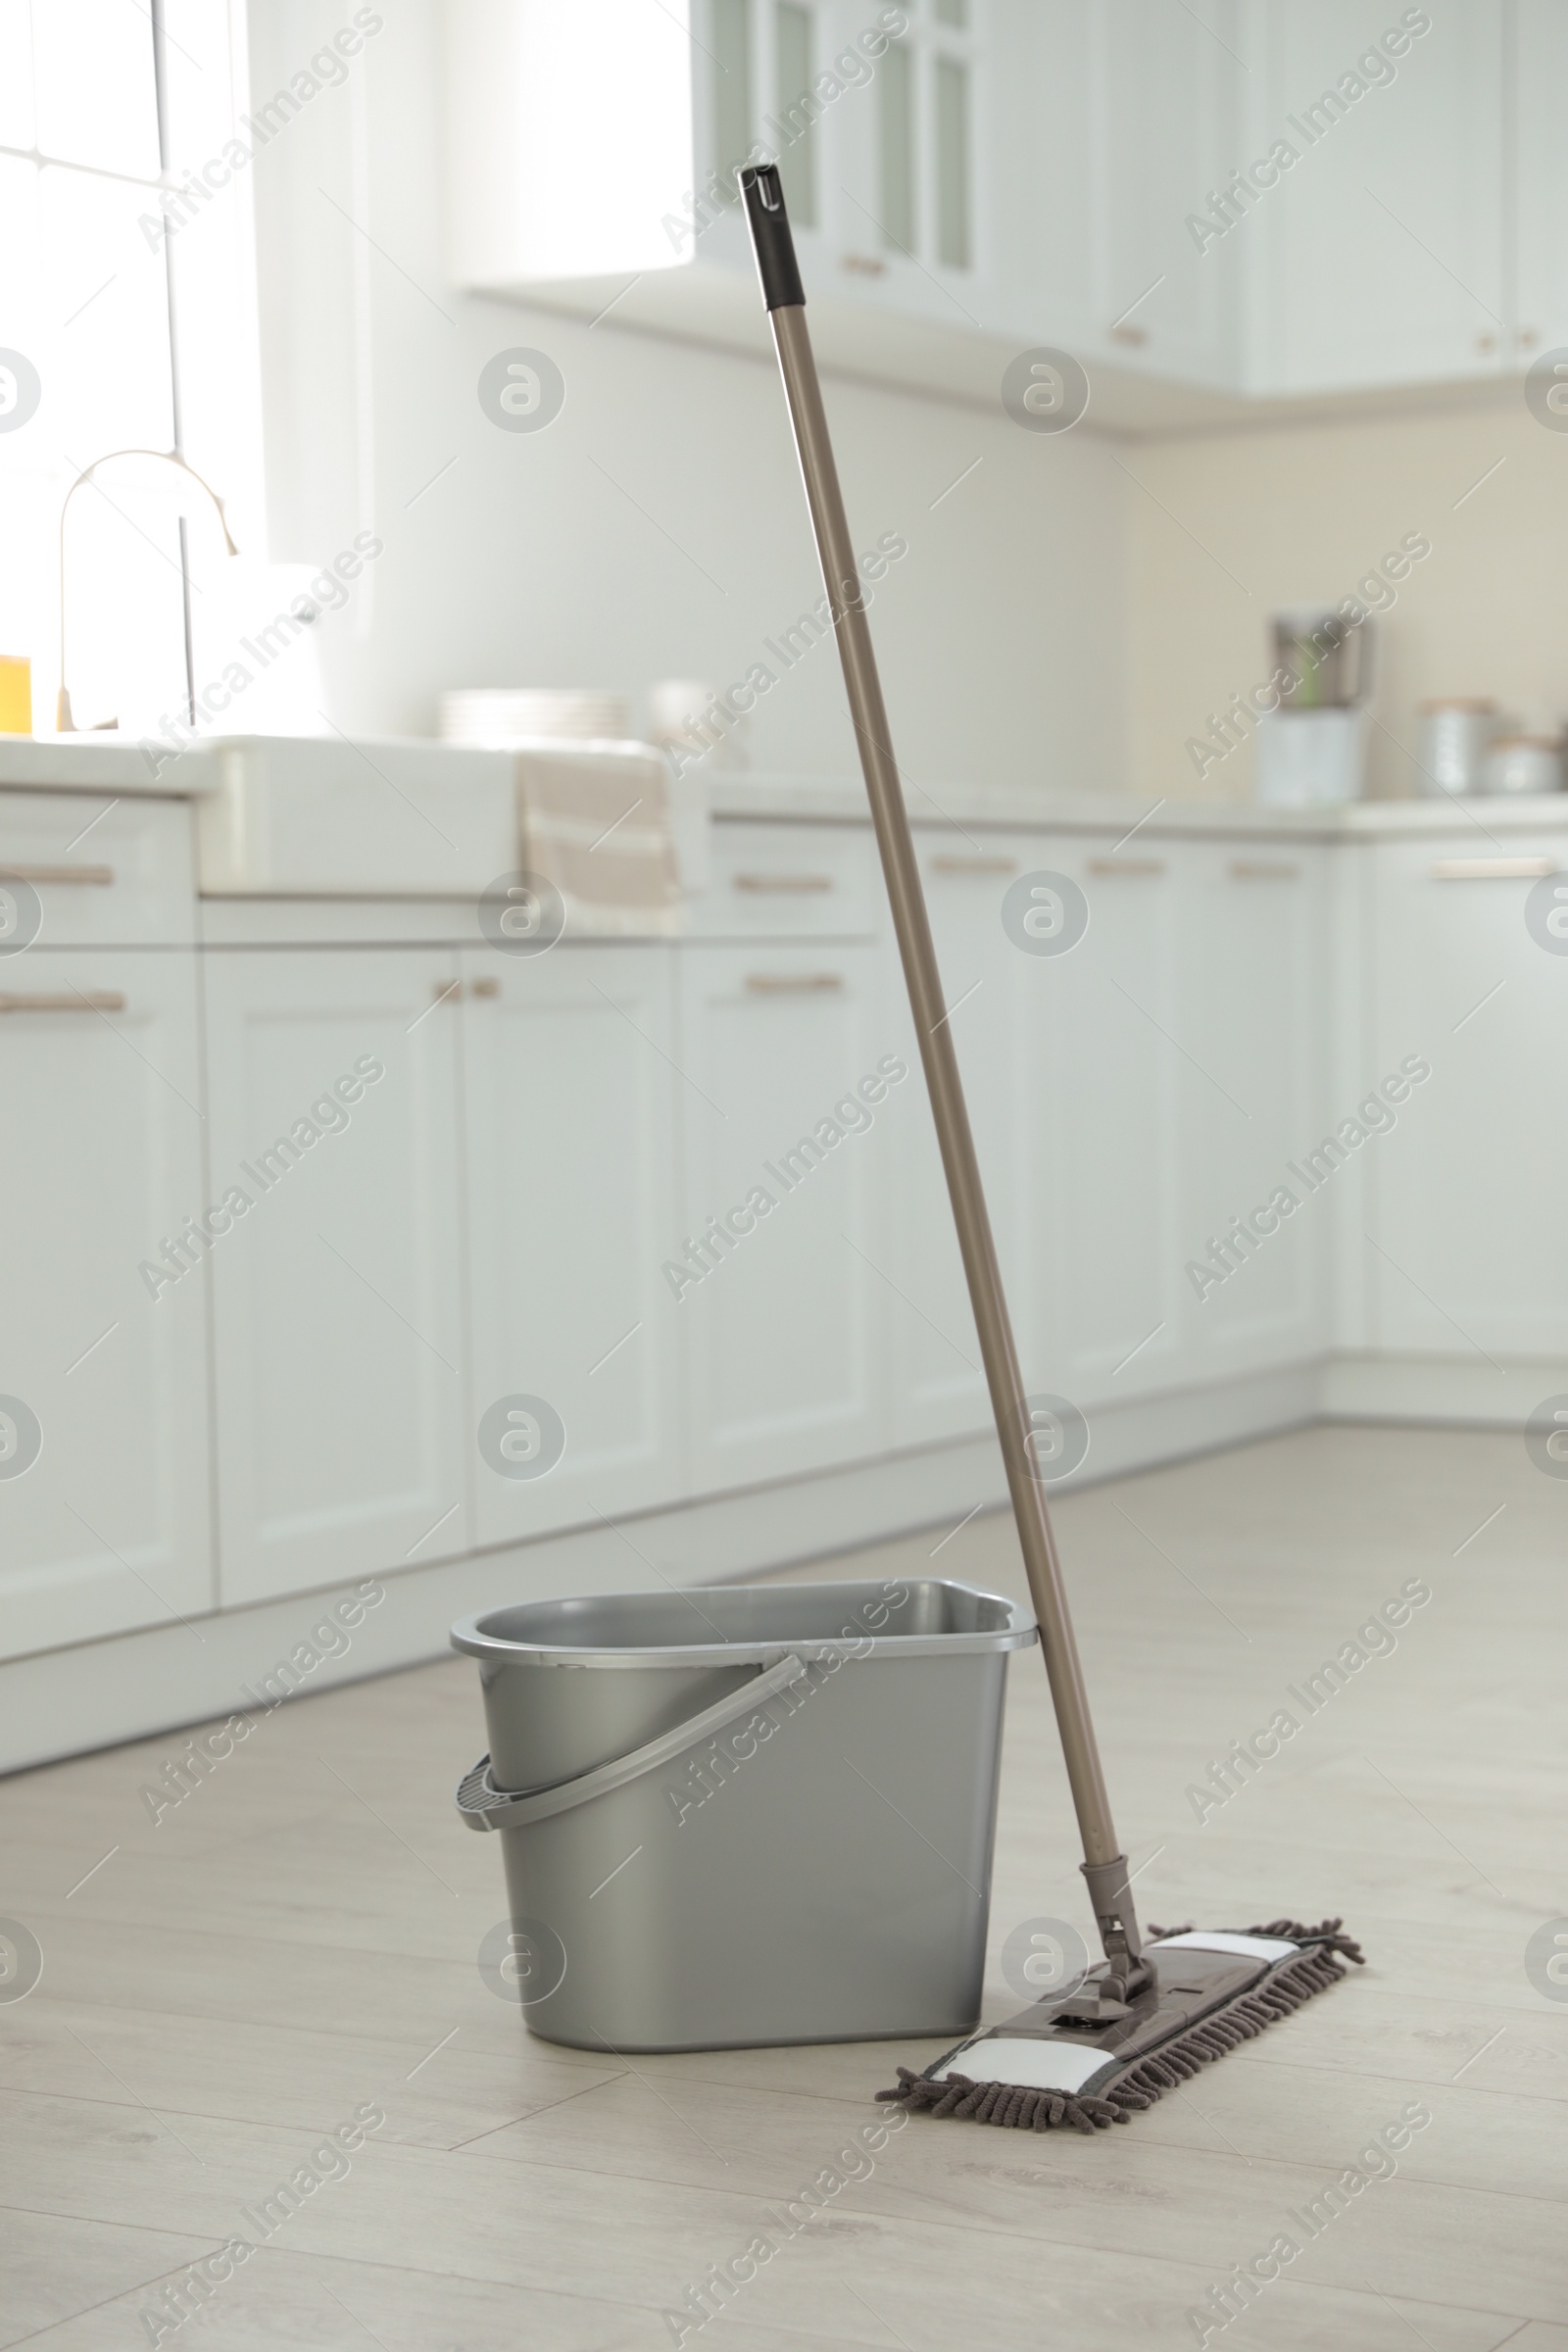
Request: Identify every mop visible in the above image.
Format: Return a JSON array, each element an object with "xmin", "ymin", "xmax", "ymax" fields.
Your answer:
[{"xmin": 739, "ymin": 166, "xmax": 1362, "ymax": 2133}]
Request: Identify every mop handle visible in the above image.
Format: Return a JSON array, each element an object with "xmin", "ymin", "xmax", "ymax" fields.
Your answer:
[{"xmin": 740, "ymin": 165, "xmax": 1141, "ymax": 1963}]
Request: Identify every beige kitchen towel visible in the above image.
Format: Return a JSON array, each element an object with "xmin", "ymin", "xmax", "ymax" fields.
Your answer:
[{"xmin": 513, "ymin": 740, "xmax": 683, "ymax": 937}]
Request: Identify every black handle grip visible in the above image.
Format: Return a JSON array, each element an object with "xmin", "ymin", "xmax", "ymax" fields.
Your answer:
[{"xmin": 740, "ymin": 164, "xmax": 806, "ymax": 311}]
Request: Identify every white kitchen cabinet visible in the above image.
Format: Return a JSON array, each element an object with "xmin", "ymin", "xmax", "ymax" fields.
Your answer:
[
  {"xmin": 1024, "ymin": 840, "xmax": 1192, "ymax": 1408},
  {"xmin": 1174, "ymin": 843, "xmax": 1333, "ymax": 1374},
  {"xmin": 887, "ymin": 833, "xmax": 1334, "ymax": 1443},
  {"xmin": 204, "ymin": 949, "xmax": 471, "ymax": 1605},
  {"xmin": 0, "ymin": 949, "xmax": 212, "ymax": 1659},
  {"xmin": 0, "ymin": 791, "xmax": 196, "ymax": 946},
  {"xmin": 678, "ymin": 939, "xmax": 892, "ymax": 1489},
  {"xmin": 687, "ymin": 0, "xmax": 1016, "ymax": 336},
  {"xmin": 1084, "ymin": 0, "xmax": 1245, "ymax": 388},
  {"xmin": 1364, "ymin": 840, "xmax": 1568, "ymax": 1360},
  {"xmin": 1251, "ymin": 2, "xmax": 1505, "ymax": 394},
  {"xmin": 462, "ymin": 943, "xmax": 687, "ymax": 1544},
  {"xmin": 1509, "ymin": 0, "xmax": 1568, "ymax": 364},
  {"xmin": 883, "ymin": 838, "xmax": 1025, "ymax": 1444},
  {"xmin": 444, "ymin": 0, "xmax": 1550, "ymax": 412}
]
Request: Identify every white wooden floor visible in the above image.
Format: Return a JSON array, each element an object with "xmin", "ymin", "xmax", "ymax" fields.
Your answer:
[{"xmin": 2, "ymin": 1425, "xmax": 1564, "ymax": 2351}]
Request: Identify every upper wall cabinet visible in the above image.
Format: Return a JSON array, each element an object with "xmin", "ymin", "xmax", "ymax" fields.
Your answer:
[
  {"xmin": 443, "ymin": 0, "xmax": 1541, "ymax": 413},
  {"xmin": 1081, "ymin": 0, "xmax": 1245, "ymax": 390},
  {"xmin": 1510, "ymin": 0, "xmax": 1568, "ymax": 363},
  {"xmin": 1249, "ymin": 3, "xmax": 1505, "ymax": 394},
  {"xmin": 692, "ymin": 0, "xmax": 989, "ymax": 321},
  {"xmin": 444, "ymin": 1, "xmax": 694, "ymax": 283}
]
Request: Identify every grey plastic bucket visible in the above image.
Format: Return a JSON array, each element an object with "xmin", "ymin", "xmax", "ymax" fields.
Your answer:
[{"xmin": 451, "ymin": 1578, "xmax": 1037, "ymax": 2053}]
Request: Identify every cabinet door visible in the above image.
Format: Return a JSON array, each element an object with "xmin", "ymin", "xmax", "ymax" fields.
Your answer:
[
  {"xmin": 1176, "ymin": 846, "xmax": 1332, "ymax": 1375},
  {"xmin": 678, "ymin": 942, "xmax": 891, "ymax": 1489},
  {"xmin": 1367, "ymin": 843, "xmax": 1568, "ymax": 1357},
  {"xmin": 692, "ymin": 1, "xmax": 1019, "ymax": 340},
  {"xmin": 884, "ymin": 841, "xmax": 1024, "ymax": 1445},
  {"xmin": 1024, "ymin": 842, "xmax": 1191, "ymax": 1408},
  {"xmin": 1253, "ymin": 2, "xmax": 1504, "ymax": 393},
  {"xmin": 463, "ymin": 944, "xmax": 686, "ymax": 1544},
  {"xmin": 1511, "ymin": 0, "xmax": 1568, "ymax": 363},
  {"xmin": 0, "ymin": 950, "xmax": 212, "ymax": 1659},
  {"xmin": 204, "ymin": 950, "xmax": 470, "ymax": 1604},
  {"xmin": 688, "ymin": 1, "xmax": 865, "ymax": 302},
  {"xmin": 1085, "ymin": 0, "xmax": 1246, "ymax": 387}
]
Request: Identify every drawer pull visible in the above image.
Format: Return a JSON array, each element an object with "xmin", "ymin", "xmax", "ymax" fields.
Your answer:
[
  {"xmin": 469, "ymin": 975, "xmax": 501, "ymax": 999},
  {"xmin": 1228, "ymin": 859, "xmax": 1299, "ymax": 881},
  {"xmin": 0, "ymin": 862, "xmax": 114, "ymax": 886},
  {"xmin": 1087, "ymin": 856, "xmax": 1166, "ymax": 877},
  {"xmin": 1431, "ymin": 857, "xmax": 1557, "ymax": 880},
  {"xmin": 744, "ymin": 973, "xmax": 845, "ymax": 995},
  {"xmin": 930, "ymin": 855, "xmax": 1017, "ymax": 876},
  {"xmin": 0, "ymin": 990, "xmax": 126, "ymax": 1013},
  {"xmin": 732, "ymin": 873, "xmax": 834, "ymax": 894},
  {"xmin": 430, "ymin": 978, "xmax": 463, "ymax": 1003}
]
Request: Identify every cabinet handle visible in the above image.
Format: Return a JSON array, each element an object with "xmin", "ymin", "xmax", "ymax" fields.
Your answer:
[
  {"xmin": 0, "ymin": 862, "xmax": 114, "ymax": 886},
  {"xmin": 430, "ymin": 977, "xmax": 462, "ymax": 1003},
  {"xmin": 0, "ymin": 990, "xmax": 126, "ymax": 1013},
  {"xmin": 930, "ymin": 854, "xmax": 1017, "ymax": 876},
  {"xmin": 744, "ymin": 972, "xmax": 845, "ymax": 995},
  {"xmin": 1087, "ymin": 856, "xmax": 1166, "ymax": 877},
  {"xmin": 469, "ymin": 975, "xmax": 501, "ymax": 999},
  {"xmin": 733, "ymin": 873, "xmax": 833, "ymax": 894},
  {"xmin": 841, "ymin": 253, "xmax": 888, "ymax": 277},
  {"xmin": 1108, "ymin": 321, "xmax": 1149, "ymax": 347},
  {"xmin": 1228, "ymin": 859, "xmax": 1299, "ymax": 881},
  {"xmin": 1476, "ymin": 330, "xmax": 1497, "ymax": 353},
  {"xmin": 1430, "ymin": 857, "xmax": 1556, "ymax": 880}
]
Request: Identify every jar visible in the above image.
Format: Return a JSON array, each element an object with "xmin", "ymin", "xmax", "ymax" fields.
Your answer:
[
  {"xmin": 1481, "ymin": 735, "xmax": 1563, "ymax": 796},
  {"xmin": 1415, "ymin": 700, "xmax": 1496, "ymax": 797}
]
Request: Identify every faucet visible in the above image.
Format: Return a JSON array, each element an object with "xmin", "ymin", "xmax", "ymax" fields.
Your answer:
[{"xmin": 57, "ymin": 447, "xmax": 239, "ymax": 732}]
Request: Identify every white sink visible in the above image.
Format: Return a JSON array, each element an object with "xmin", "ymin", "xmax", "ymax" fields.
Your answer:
[{"xmin": 196, "ymin": 734, "xmax": 519, "ymax": 897}]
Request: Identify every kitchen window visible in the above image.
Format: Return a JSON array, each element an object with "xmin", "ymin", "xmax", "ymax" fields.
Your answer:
[{"xmin": 0, "ymin": 0, "xmax": 262, "ymax": 735}]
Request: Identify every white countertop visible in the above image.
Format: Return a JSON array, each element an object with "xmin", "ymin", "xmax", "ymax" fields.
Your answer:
[
  {"xmin": 712, "ymin": 771, "xmax": 1568, "ymax": 840},
  {"xmin": 0, "ymin": 736, "xmax": 219, "ymax": 793},
  {"xmin": 5, "ymin": 734, "xmax": 1567, "ymax": 842}
]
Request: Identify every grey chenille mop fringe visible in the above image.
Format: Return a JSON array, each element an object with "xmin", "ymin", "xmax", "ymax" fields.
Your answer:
[{"xmin": 876, "ymin": 1920, "xmax": 1364, "ymax": 2135}]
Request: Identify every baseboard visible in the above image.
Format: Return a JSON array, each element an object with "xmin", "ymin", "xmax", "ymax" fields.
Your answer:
[
  {"xmin": 1321, "ymin": 1351, "xmax": 1568, "ymax": 1426},
  {"xmin": 0, "ymin": 1356, "xmax": 1339, "ymax": 1776}
]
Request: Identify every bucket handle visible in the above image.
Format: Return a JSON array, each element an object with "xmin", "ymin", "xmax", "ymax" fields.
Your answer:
[{"xmin": 455, "ymin": 1650, "xmax": 811, "ymax": 1832}]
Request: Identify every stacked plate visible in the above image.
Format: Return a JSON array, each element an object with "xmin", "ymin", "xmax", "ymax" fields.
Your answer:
[{"xmin": 440, "ymin": 689, "xmax": 628, "ymax": 746}]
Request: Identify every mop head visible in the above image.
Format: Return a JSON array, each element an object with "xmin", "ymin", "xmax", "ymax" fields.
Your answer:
[{"xmin": 878, "ymin": 1919, "xmax": 1362, "ymax": 2133}]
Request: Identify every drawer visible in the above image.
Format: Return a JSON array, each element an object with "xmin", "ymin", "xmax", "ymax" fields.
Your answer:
[
  {"xmin": 687, "ymin": 821, "xmax": 879, "ymax": 939},
  {"xmin": 0, "ymin": 792, "xmax": 196, "ymax": 948}
]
